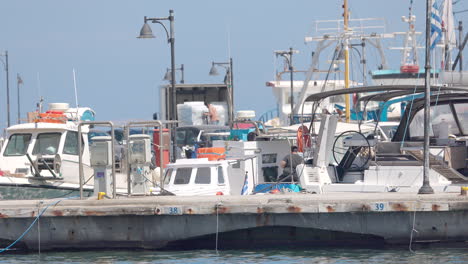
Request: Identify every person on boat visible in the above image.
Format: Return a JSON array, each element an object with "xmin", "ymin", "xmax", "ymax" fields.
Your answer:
[
  {"xmin": 204, "ymin": 103, "xmax": 219, "ymax": 125},
  {"xmin": 278, "ymin": 146, "xmax": 303, "ymax": 183}
]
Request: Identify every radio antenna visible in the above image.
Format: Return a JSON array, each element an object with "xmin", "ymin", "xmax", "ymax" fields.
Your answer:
[{"xmin": 73, "ymin": 69, "xmax": 79, "ymax": 121}]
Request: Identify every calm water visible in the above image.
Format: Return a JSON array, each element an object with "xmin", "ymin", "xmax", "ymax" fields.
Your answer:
[{"xmin": 1, "ymin": 248, "xmax": 467, "ymax": 264}]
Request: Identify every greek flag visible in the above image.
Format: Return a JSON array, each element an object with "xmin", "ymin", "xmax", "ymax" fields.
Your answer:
[
  {"xmin": 430, "ymin": 1, "xmax": 442, "ymax": 50},
  {"xmin": 241, "ymin": 172, "xmax": 249, "ymax": 195}
]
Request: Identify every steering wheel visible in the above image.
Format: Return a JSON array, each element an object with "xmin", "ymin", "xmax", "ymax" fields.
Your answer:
[{"xmin": 332, "ymin": 130, "xmax": 371, "ymax": 170}]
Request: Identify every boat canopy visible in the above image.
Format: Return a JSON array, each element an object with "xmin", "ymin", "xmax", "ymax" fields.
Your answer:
[{"xmin": 304, "ymin": 85, "xmax": 468, "ymax": 102}]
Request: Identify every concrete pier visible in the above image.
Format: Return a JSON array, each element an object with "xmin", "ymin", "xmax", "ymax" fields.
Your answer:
[{"xmin": 0, "ymin": 193, "xmax": 467, "ymax": 251}]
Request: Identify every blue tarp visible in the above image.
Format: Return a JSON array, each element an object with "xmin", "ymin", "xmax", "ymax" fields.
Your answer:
[{"xmin": 254, "ymin": 183, "xmax": 301, "ymax": 193}]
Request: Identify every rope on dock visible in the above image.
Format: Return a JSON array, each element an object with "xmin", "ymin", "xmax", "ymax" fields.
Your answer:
[
  {"xmin": 215, "ymin": 201, "xmax": 222, "ymax": 255},
  {"xmin": 409, "ymin": 210, "xmax": 418, "ymax": 253},
  {"xmin": 0, "ymin": 196, "xmax": 78, "ymax": 254}
]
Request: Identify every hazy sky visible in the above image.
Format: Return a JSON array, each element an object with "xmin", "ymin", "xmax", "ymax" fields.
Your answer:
[{"xmin": 0, "ymin": 0, "xmax": 467, "ymax": 130}]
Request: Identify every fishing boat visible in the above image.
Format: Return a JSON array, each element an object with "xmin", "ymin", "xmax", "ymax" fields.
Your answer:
[{"xmin": 0, "ymin": 103, "xmax": 125, "ymax": 199}]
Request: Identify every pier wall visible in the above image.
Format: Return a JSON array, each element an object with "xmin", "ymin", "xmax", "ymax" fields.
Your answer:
[{"xmin": 0, "ymin": 194, "xmax": 467, "ymax": 250}]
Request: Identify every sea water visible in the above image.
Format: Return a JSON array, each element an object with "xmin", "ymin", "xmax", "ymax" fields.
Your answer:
[{"xmin": 1, "ymin": 248, "xmax": 467, "ymax": 263}]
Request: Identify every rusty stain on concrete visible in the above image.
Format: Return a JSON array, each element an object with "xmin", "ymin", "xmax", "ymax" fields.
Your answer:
[
  {"xmin": 257, "ymin": 207, "xmax": 264, "ymax": 214},
  {"xmin": 186, "ymin": 208, "xmax": 194, "ymax": 214},
  {"xmin": 0, "ymin": 213, "xmax": 8, "ymax": 218},
  {"xmin": 326, "ymin": 205, "xmax": 335, "ymax": 212},
  {"xmin": 432, "ymin": 204, "xmax": 441, "ymax": 211},
  {"xmin": 287, "ymin": 206, "xmax": 302, "ymax": 213},
  {"xmin": 84, "ymin": 211, "xmax": 106, "ymax": 216},
  {"xmin": 214, "ymin": 206, "xmax": 229, "ymax": 214},
  {"xmin": 391, "ymin": 203, "xmax": 408, "ymax": 211},
  {"xmin": 52, "ymin": 210, "xmax": 63, "ymax": 216}
]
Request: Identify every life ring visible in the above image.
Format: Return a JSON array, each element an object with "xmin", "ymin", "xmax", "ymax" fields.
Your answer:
[{"xmin": 297, "ymin": 125, "xmax": 311, "ymax": 152}]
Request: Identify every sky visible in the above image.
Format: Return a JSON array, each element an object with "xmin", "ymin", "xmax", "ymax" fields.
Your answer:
[{"xmin": 0, "ymin": 0, "xmax": 467, "ymax": 131}]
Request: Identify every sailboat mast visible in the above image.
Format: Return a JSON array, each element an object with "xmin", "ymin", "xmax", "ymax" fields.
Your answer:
[
  {"xmin": 344, "ymin": 0, "xmax": 351, "ymax": 123},
  {"xmin": 420, "ymin": 0, "xmax": 434, "ymax": 194}
]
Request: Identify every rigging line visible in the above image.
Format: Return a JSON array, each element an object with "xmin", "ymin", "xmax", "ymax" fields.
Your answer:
[{"xmin": 308, "ymin": 41, "xmax": 342, "ymax": 135}]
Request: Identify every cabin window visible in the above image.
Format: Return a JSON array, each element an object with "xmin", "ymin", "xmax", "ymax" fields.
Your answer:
[
  {"xmin": 454, "ymin": 103, "xmax": 468, "ymax": 135},
  {"xmin": 186, "ymin": 129, "xmax": 197, "ymax": 145},
  {"xmin": 218, "ymin": 166, "xmax": 225, "ymax": 184},
  {"xmin": 174, "ymin": 168, "xmax": 192, "ymax": 184},
  {"xmin": 32, "ymin": 133, "xmax": 61, "ymax": 155},
  {"xmin": 63, "ymin": 131, "xmax": 79, "ymax": 155},
  {"xmin": 176, "ymin": 130, "xmax": 186, "ymax": 145},
  {"xmin": 262, "ymin": 153, "xmax": 277, "ymax": 164},
  {"xmin": 164, "ymin": 168, "xmax": 173, "ymax": 185},
  {"xmin": 195, "ymin": 167, "xmax": 211, "ymax": 184},
  {"xmin": 4, "ymin": 133, "xmax": 32, "ymax": 156}
]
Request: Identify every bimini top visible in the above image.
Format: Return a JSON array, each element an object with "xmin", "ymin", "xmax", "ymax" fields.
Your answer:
[{"xmin": 304, "ymin": 85, "xmax": 468, "ymax": 102}]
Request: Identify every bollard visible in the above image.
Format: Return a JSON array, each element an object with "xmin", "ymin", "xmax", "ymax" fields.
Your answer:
[
  {"xmin": 98, "ymin": 192, "xmax": 106, "ymax": 200},
  {"xmin": 461, "ymin": 187, "xmax": 468, "ymax": 196}
]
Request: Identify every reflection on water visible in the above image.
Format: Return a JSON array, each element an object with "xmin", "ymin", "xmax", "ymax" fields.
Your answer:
[{"xmin": 2, "ymin": 248, "xmax": 467, "ymax": 264}]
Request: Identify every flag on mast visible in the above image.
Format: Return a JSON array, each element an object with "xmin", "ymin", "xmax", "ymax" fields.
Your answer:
[
  {"xmin": 430, "ymin": 1, "xmax": 442, "ymax": 50},
  {"xmin": 17, "ymin": 74, "xmax": 23, "ymax": 85}
]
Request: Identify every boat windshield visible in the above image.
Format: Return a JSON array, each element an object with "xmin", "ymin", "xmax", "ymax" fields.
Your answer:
[
  {"xmin": 409, "ymin": 104, "xmax": 462, "ymax": 139},
  {"xmin": 4, "ymin": 133, "xmax": 32, "ymax": 156},
  {"xmin": 32, "ymin": 132, "xmax": 61, "ymax": 155},
  {"xmin": 164, "ymin": 168, "xmax": 173, "ymax": 185}
]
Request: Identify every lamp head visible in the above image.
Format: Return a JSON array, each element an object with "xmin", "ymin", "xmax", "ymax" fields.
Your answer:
[
  {"xmin": 209, "ymin": 63, "xmax": 219, "ymax": 76},
  {"xmin": 138, "ymin": 22, "xmax": 155, "ymax": 39},
  {"xmin": 163, "ymin": 69, "xmax": 172, "ymax": 81}
]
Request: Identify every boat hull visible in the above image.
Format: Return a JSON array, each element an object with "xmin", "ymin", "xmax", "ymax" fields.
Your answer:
[{"xmin": 0, "ymin": 183, "xmax": 93, "ymax": 200}]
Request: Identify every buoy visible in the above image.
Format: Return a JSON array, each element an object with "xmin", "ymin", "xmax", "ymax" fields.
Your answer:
[
  {"xmin": 400, "ymin": 64, "xmax": 419, "ymax": 73},
  {"xmin": 216, "ymin": 191, "xmax": 224, "ymax": 195},
  {"xmin": 270, "ymin": 189, "xmax": 280, "ymax": 194}
]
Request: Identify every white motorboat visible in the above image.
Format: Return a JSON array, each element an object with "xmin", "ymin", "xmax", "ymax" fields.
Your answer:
[{"xmin": 0, "ymin": 103, "xmax": 127, "ymax": 199}]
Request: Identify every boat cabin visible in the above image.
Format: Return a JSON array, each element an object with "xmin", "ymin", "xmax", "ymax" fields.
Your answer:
[
  {"xmin": 0, "ymin": 122, "xmax": 92, "ymax": 183},
  {"xmin": 162, "ymin": 157, "xmax": 257, "ymax": 196}
]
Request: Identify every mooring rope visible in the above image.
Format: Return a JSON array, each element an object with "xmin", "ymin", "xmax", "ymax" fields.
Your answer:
[
  {"xmin": 409, "ymin": 210, "xmax": 418, "ymax": 253},
  {"xmin": 0, "ymin": 196, "xmax": 78, "ymax": 254},
  {"xmin": 215, "ymin": 201, "xmax": 222, "ymax": 255}
]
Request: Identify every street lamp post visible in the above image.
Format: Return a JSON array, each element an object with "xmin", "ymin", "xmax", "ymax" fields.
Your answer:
[
  {"xmin": 209, "ymin": 58, "xmax": 234, "ymax": 123},
  {"xmin": 138, "ymin": 10, "xmax": 178, "ymax": 162},
  {"xmin": 164, "ymin": 64, "xmax": 184, "ymax": 84},
  {"xmin": 0, "ymin": 51, "xmax": 10, "ymax": 127},
  {"xmin": 138, "ymin": 10, "xmax": 177, "ymax": 121},
  {"xmin": 275, "ymin": 48, "xmax": 298, "ymax": 125}
]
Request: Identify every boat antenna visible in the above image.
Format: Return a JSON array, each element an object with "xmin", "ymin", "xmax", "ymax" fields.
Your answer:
[
  {"xmin": 73, "ymin": 68, "xmax": 79, "ymax": 121},
  {"xmin": 36, "ymin": 72, "xmax": 43, "ymax": 113}
]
